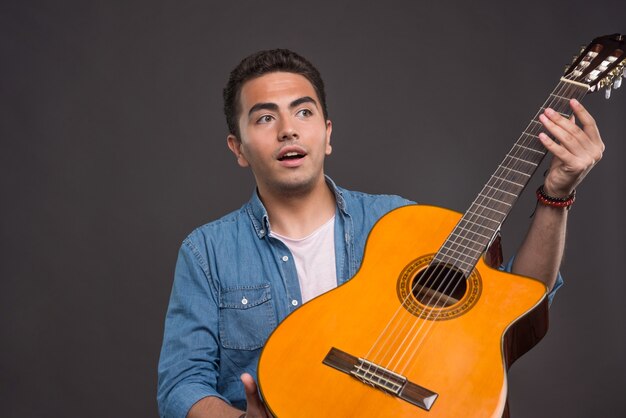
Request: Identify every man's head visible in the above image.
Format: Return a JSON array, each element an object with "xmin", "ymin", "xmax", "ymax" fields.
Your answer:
[
  {"xmin": 223, "ymin": 49, "xmax": 329, "ymax": 140},
  {"xmin": 223, "ymin": 50, "xmax": 333, "ymax": 198}
]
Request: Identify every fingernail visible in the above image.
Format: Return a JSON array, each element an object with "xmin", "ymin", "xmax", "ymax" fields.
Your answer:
[
  {"xmin": 571, "ymin": 99, "xmax": 580, "ymax": 106},
  {"xmin": 545, "ymin": 108, "xmax": 555, "ymax": 116}
]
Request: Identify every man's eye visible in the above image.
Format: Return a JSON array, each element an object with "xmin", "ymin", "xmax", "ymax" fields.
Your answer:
[
  {"xmin": 257, "ymin": 115, "xmax": 273, "ymax": 124},
  {"xmin": 297, "ymin": 109, "xmax": 313, "ymax": 117}
]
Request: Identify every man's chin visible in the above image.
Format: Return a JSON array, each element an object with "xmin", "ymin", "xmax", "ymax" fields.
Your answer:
[{"xmin": 272, "ymin": 175, "xmax": 321, "ymax": 197}]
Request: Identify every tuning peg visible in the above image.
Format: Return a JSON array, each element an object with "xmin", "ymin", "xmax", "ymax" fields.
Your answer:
[
  {"xmin": 615, "ymin": 77, "xmax": 622, "ymax": 89},
  {"xmin": 605, "ymin": 86, "xmax": 612, "ymax": 99}
]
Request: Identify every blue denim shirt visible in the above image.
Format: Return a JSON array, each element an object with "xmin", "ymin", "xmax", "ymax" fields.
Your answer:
[
  {"xmin": 157, "ymin": 178, "xmax": 562, "ymax": 418},
  {"xmin": 157, "ymin": 178, "xmax": 413, "ymax": 417}
]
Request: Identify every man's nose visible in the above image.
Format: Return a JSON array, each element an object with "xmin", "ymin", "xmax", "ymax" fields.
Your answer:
[{"xmin": 278, "ymin": 117, "xmax": 298, "ymax": 141}]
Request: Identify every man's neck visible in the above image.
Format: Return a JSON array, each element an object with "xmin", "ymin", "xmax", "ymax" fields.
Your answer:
[{"xmin": 258, "ymin": 176, "xmax": 336, "ymax": 239}]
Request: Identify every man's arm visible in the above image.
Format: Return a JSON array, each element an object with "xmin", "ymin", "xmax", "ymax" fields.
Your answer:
[
  {"xmin": 158, "ymin": 238, "xmax": 272, "ymax": 418},
  {"xmin": 158, "ymin": 238, "xmax": 228, "ymax": 418},
  {"xmin": 187, "ymin": 374, "xmax": 271, "ymax": 418},
  {"xmin": 511, "ymin": 99, "xmax": 604, "ymax": 289}
]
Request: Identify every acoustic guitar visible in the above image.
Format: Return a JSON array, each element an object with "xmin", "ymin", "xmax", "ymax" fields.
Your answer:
[{"xmin": 258, "ymin": 34, "xmax": 625, "ymax": 417}]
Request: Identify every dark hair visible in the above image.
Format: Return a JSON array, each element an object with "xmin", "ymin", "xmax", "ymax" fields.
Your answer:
[{"xmin": 223, "ymin": 49, "xmax": 328, "ymax": 138}]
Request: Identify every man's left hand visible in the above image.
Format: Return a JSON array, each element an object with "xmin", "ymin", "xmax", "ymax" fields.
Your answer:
[{"xmin": 538, "ymin": 99, "xmax": 605, "ymax": 197}]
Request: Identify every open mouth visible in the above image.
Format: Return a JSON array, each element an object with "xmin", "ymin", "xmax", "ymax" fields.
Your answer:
[{"xmin": 278, "ymin": 151, "xmax": 306, "ymax": 161}]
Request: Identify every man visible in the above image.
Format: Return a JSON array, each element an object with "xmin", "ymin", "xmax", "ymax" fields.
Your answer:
[{"xmin": 157, "ymin": 49, "xmax": 604, "ymax": 418}]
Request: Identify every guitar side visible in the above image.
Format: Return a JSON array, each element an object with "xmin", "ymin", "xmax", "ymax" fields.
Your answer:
[{"xmin": 258, "ymin": 205, "xmax": 549, "ymax": 418}]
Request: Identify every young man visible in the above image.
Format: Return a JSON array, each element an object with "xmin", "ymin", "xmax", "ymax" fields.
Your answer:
[{"xmin": 157, "ymin": 49, "xmax": 604, "ymax": 418}]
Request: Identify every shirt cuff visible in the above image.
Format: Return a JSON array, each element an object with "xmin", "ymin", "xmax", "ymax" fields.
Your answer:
[{"xmin": 162, "ymin": 383, "xmax": 230, "ymax": 418}]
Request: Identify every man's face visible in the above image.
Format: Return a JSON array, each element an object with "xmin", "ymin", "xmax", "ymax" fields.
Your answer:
[{"xmin": 227, "ymin": 72, "xmax": 332, "ymax": 196}]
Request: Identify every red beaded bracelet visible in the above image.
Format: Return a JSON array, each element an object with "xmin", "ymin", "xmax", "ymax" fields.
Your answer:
[{"xmin": 536, "ymin": 185, "xmax": 576, "ymax": 209}]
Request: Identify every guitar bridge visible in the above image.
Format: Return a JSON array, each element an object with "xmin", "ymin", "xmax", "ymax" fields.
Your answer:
[{"xmin": 322, "ymin": 347, "xmax": 438, "ymax": 411}]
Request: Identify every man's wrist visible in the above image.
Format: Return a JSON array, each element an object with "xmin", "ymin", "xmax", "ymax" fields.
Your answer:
[{"xmin": 542, "ymin": 180, "xmax": 574, "ymax": 199}]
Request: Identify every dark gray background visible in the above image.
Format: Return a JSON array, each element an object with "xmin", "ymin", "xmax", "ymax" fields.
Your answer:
[{"xmin": 2, "ymin": 1, "xmax": 625, "ymax": 417}]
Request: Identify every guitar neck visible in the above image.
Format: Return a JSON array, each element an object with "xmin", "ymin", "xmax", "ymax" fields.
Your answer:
[{"xmin": 434, "ymin": 80, "xmax": 589, "ymax": 276}]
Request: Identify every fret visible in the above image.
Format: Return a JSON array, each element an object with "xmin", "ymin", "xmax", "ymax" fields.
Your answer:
[
  {"xmin": 451, "ymin": 228, "xmax": 491, "ymax": 241},
  {"xmin": 496, "ymin": 165, "xmax": 531, "ymax": 178},
  {"xmin": 479, "ymin": 189, "xmax": 515, "ymax": 201},
  {"xmin": 446, "ymin": 239, "xmax": 485, "ymax": 255},
  {"xmin": 513, "ymin": 142, "xmax": 544, "ymax": 155},
  {"xmin": 549, "ymin": 93, "xmax": 570, "ymax": 101},
  {"xmin": 539, "ymin": 107, "xmax": 570, "ymax": 118},
  {"xmin": 527, "ymin": 119, "xmax": 546, "ymax": 132},
  {"xmin": 439, "ymin": 246, "xmax": 483, "ymax": 261},
  {"xmin": 471, "ymin": 202, "xmax": 507, "ymax": 216},
  {"xmin": 458, "ymin": 218, "xmax": 497, "ymax": 233},
  {"xmin": 436, "ymin": 249, "xmax": 478, "ymax": 266},
  {"xmin": 442, "ymin": 239, "xmax": 484, "ymax": 254},
  {"xmin": 463, "ymin": 210, "xmax": 501, "ymax": 226},
  {"xmin": 521, "ymin": 132, "xmax": 540, "ymax": 139},
  {"xmin": 504, "ymin": 154, "xmax": 538, "ymax": 167},
  {"xmin": 490, "ymin": 175, "xmax": 524, "ymax": 188}
]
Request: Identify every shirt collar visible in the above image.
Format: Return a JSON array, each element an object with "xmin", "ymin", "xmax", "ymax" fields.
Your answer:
[{"xmin": 246, "ymin": 175, "xmax": 347, "ymax": 239}]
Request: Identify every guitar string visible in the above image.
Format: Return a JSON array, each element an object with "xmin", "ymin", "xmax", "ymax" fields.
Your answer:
[
  {"xmin": 394, "ymin": 47, "xmax": 624, "ymax": 373},
  {"xmin": 365, "ymin": 76, "xmax": 571, "ymax": 368},
  {"xmin": 360, "ymin": 72, "xmax": 584, "ymax": 378},
  {"xmin": 392, "ymin": 76, "xmax": 586, "ymax": 374},
  {"xmin": 361, "ymin": 78, "xmax": 573, "ymax": 377},
  {"xmin": 359, "ymin": 75, "xmax": 569, "ymax": 380},
  {"xmin": 391, "ymin": 76, "xmax": 589, "ymax": 375},
  {"xmin": 360, "ymin": 73, "xmax": 587, "ymax": 380}
]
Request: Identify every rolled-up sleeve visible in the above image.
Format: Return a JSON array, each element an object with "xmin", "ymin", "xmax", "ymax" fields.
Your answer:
[{"xmin": 157, "ymin": 238, "xmax": 228, "ymax": 418}]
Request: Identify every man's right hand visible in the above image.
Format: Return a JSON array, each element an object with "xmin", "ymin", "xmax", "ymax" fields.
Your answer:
[
  {"xmin": 186, "ymin": 374, "xmax": 271, "ymax": 418},
  {"xmin": 241, "ymin": 373, "xmax": 272, "ymax": 418}
]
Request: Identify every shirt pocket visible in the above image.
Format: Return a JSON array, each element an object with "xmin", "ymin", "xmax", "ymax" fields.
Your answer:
[{"xmin": 218, "ymin": 283, "xmax": 277, "ymax": 350}]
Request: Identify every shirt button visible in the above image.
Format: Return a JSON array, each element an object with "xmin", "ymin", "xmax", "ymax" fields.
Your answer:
[
  {"xmin": 241, "ymin": 297, "xmax": 248, "ymax": 305},
  {"xmin": 282, "ymin": 255, "xmax": 289, "ymax": 262},
  {"xmin": 291, "ymin": 299, "xmax": 298, "ymax": 306}
]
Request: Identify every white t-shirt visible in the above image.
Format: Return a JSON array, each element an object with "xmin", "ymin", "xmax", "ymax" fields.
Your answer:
[{"xmin": 270, "ymin": 216, "xmax": 337, "ymax": 303}]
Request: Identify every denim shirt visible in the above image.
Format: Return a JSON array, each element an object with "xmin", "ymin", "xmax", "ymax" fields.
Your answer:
[
  {"xmin": 157, "ymin": 178, "xmax": 562, "ymax": 418},
  {"xmin": 157, "ymin": 178, "xmax": 413, "ymax": 417}
]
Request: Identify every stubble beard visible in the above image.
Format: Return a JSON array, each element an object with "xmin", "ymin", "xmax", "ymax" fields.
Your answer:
[{"xmin": 271, "ymin": 170, "xmax": 322, "ymax": 199}]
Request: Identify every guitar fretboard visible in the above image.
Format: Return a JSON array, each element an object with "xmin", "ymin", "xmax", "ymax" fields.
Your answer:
[{"xmin": 434, "ymin": 81, "xmax": 589, "ymax": 277}]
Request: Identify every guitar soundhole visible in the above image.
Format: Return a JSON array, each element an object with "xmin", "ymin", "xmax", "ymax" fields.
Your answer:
[
  {"xmin": 397, "ymin": 255, "xmax": 481, "ymax": 320},
  {"xmin": 411, "ymin": 263, "xmax": 467, "ymax": 308}
]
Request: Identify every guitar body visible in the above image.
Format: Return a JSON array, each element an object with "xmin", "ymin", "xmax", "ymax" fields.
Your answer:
[{"xmin": 258, "ymin": 205, "xmax": 548, "ymax": 417}]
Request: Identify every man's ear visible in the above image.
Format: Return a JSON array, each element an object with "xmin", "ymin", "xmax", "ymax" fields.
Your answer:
[
  {"xmin": 227, "ymin": 134, "xmax": 249, "ymax": 167},
  {"xmin": 325, "ymin": 119, "xmax": 333, "ymax": 156}
]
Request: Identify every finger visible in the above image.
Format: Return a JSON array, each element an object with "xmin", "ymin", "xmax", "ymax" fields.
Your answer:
[
  {"xmin": 569, "ymin": 99, "xmax": 595, "ymax": 129},
  {"xmin": 241, "ymin": 373, "xmax": 266, "ymax": 416},
  {"xmin": 541, "ymin": 108, "xmax": 590, "ymax": 145},
  {"xmin": 538, "ymin": 132, "xmax": 572, "ymax": 162},
  {"xmin": 570, "ymin": 99, "xmax": 604, "ymax": 146},
  {"xmin": 539, "ymin": 111, "xmax": 587, "ymax": 155}
]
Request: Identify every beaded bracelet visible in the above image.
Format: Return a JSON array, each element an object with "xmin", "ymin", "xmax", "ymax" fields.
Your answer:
[{"xmin": 536, "ymin": 185, "xmax": 576, "ymax": 209}]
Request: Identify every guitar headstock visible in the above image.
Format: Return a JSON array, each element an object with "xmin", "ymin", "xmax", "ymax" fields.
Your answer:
[{"xmin": 564, "ymin": 34, "xmax": 626, "ymax": 98}]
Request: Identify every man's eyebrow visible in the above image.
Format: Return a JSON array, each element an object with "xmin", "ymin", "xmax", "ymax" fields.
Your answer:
[
  {"xmin": 289, "ymin": 96, "xmax": 318, "ymax": 109},
  {"xmin": 247, "ymin": 96, "xmax": 318, "ymax": 117},
  {"xmin": 248, "ymin": 102, "xmax": 278, "ymax": 116}
]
